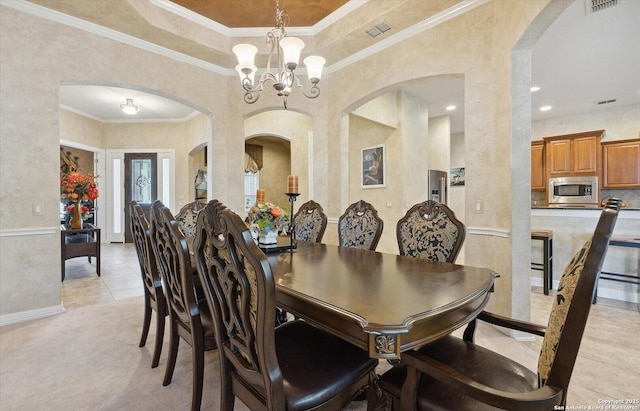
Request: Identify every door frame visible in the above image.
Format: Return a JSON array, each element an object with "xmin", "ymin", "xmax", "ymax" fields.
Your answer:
[
  {"xmin": 106, "ymin": 149, "xmax": 175, "ymax": 243},
  {"xmin": 60, "ymin": 139, "xmax": 106, "ymax": 237}
]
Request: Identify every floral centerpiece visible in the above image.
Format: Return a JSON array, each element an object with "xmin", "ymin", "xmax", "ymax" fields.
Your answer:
[
  {"xmin": 247, "ymin": 202, "xmax": 289, "ymax": 244},
  {"xmin": 60, "ymin": 171, "xmax": 99, "ymax": 228}
]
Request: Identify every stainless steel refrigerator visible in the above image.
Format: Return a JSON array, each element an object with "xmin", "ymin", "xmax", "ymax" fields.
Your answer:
[{"xmin": 428, "ymin": 169, "xmax": 447, "ymax": 204}]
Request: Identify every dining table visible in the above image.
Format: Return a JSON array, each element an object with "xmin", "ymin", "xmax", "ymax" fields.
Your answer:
[{"xmin": 265, "ymin": 240, "xmax": 498, "ymax": 360}]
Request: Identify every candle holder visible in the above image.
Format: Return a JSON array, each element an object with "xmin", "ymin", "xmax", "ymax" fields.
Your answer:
[{"xmin": 286, "ymin": 192, "xmax": 300, "ymax": 252}]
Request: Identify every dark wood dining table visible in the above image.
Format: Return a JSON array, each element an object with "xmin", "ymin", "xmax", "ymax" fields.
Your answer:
[{"xmin": 265, "ymin": 241, "xmax": 498, "ymax": 360}]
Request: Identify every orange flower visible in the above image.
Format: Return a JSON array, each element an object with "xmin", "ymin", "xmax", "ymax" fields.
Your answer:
[{"xmin": 270, "ymin": 206, "xmax": 282, "ymax": 218}]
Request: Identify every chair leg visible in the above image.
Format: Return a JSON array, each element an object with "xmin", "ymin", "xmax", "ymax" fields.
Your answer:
[
  {"xmin": 151, "ymin": 312, "xmax": 165, "ymax": 368},
  {"xmin": 139, "ymin": 295, "xmax": 151, "ymax": 347},
  {"xmin": 220, "ymin": 367, "xmax": 235, "ymax": 411},
  {"xmin": 163, "ymin": 321, "xmax": 180, "ymax": 386},
  {"xmin": 191, "ymin": 335, "xmax": 205, "ymax": 411}
]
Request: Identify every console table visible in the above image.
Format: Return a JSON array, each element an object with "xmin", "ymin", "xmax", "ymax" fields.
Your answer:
[{"xmin": 60, "ymin": 223, "xmax": 101, "ymax": 281}]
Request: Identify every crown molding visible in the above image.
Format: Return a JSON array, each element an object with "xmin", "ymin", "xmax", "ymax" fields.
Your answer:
[
  {"xmin": 2, "ymin": 0, "xmax": 486, "ymax": 77},
  {"xmin": 1, "ymin": 0, "xmax": 232, "ymax": 75},
  {"xmin": 150, "ymin": 0, "xmax": 367, "ymax": 37}
]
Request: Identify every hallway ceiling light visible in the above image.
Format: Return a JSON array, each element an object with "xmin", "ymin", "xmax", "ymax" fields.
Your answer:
[
  {"xmin": 120, "ymin": 98, "xmax": 139, "ymax": 115},
  {"xmin": 232, "ymin": 0, "xmax": 325, "ymax": 109}
]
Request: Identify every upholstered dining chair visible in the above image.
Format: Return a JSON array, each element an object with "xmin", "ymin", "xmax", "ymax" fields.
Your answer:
[
  {"xmin": 149, "ymin": 201, "xmax": 216, "ymax": 411},
  {"xmin": 175, "ymin": 200, "xmax": 205, "ymax": 245},
  {"xmin": 193, "ymin": 199, "xmax": 379, "ymax": 411},
  {"xmin": 175, "ymin": 200, "xmax": 206, "ymax": 300},
  {"xmin": 375, "ymin": 198, "xmax": 622, "ymax": 411},
  {"xmin": 129, "ymin": 201, "xmax": 167, "ymax": 369},
  {"xmin": 338, "ymin": 200, "xmax": 384, "ymax": 251},
  {"xmin": 396, "ymin": 200, "xmax": 466, "ymax": 263},
  {"xmin": 293, "ymin": 199, "xmax": 328, "ymax": 242}
]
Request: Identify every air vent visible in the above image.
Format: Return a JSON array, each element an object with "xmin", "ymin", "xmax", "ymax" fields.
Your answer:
[
  {"xmin": 366, "ymin": 22, "xmax": 391, "ymax": 38},
  {"xmin": 585, "ymin": 0, "xmax": 618, "ymax": 14},
  {"xmin": 597, "ymin": 99, "xmax": 617, "ymax": 105}
]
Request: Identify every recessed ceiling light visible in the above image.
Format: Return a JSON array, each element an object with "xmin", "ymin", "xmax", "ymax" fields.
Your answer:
[
  {"xmin": 540, "ymin": 105, "xmax": 552, "ymax": 111},
  {"xmin": 531, "ymin": 86, "xmax": 540, "ymax": 92},
  {"xmin": 446, "ymin": 105, "xmax": 456, "ymax": 111}
]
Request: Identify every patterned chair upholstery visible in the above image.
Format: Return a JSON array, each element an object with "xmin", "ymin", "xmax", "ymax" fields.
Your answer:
[
  {"xmin": 293, "ymin": 200, "xmax": 327, "ymax": 242},
  {"xmin": 396, "ymin": 200, "xmax": 465, "ymax": 263},
  {"xmin": 175, "ymin": 200, "xmax": 205, "ymax": 239},
  {"xmin": 376, "ymin": 198, "xmax": 622, "ymax": 411},
  {"xmin": 338, "ymin": 200, "xmax": 383, "ymax": 251}
]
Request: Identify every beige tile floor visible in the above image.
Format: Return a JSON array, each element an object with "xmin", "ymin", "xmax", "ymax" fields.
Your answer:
[{"xmin": 59, "ymin": 243, "xmax": 640, "ymax": 408}]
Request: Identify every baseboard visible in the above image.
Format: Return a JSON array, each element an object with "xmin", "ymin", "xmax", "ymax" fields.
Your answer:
[
  {"xmin": 0, "ymin": 305, "xmax": 65, "ymax": 327},
  {"xmin": 530, "ymin": 276, "xmax": 639, "ymax": 303}
]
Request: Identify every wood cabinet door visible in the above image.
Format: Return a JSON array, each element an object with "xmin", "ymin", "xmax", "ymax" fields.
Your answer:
[
  {"xmin": 603, "ymin": 139, "xmax": 640, "ymax": 188},
  {"xmin": 531, "ymin": 141, "xmax": 545, "ymax": 190},
  {"xmin": 572, "ymin": 136, "xmax": 599, "ymax": 174},
  {"xmin": 547, "ymin": 139, "xmax": 572, "ymax": 175}
]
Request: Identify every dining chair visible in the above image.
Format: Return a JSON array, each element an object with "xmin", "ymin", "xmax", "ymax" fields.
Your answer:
[
  {"xmin": 293, "ymin": 199, "xmax": 328, "ymax": 242},
  {"xmin": 338, "ymin": 200, "xmax": 384, "ymax": 251},
  {"xmin": 129, "ymin": 201, "xmax": 168, "ymax": 369},
  {"xmin": 175, "ymin": 199, "xmax": 206, "ymax": 300},
  {"xmin": 149, "ymin": 200, "xmax": 216, "ymax": 411},
  {"xmin": 175, "ymin": 200, "xmax": 205, "ymax": 244},
  {"xmin": 376, "ymin": 198, "xmax": 622, "ymax": 411},
  {"xmin": 193, "ymin": 199, "xmax": 379, "ymax": 411},
  {"xmin": 396, "ymin": 200, "xmax": 466, "ymax": 263}
]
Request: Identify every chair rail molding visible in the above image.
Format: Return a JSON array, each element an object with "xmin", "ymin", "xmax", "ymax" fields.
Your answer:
[
  {"xmin": 0, "ymin": 227, "xmax": 59, "ymax": 237},
  {"xmin": 467, "ymin": 227, "xmax": 511, "ymax": 238}
]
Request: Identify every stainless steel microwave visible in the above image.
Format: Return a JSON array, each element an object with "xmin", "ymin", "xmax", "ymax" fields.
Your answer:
[{"xmin": 548, "ymin": 176, "xmax": 598, "ymax": 206}]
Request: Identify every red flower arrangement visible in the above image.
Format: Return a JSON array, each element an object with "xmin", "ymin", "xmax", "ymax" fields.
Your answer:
[
  {"xmin": 61, "ymin": 171, "xmax": 99, "ymax": 221},
  {"xmin": 60, "ymin": 171, "xmax": 100, "ymax": 203}
]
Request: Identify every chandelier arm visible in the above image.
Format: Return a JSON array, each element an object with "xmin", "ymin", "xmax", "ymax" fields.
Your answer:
[
  {"xmin": 301, "ymin": 84, "xmax": 321, "ymax": 99},
  {"xmin": 244, "ymin": 92, "xmax": 260, "ymax": 105}
]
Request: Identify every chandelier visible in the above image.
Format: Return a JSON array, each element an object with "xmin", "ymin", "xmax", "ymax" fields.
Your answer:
[
  {"xmin": 120, "ymin": 98, "xmax": 139, "ymax": 115},
  {"xmin": 232, "ymin": 0, "xmax": 326, "ymax": 109}
]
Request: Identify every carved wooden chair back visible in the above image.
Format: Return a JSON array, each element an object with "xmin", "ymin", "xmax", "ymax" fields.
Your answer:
[
  {"xmin": 149, "ymin": 200, "xmax": 215, "ymax": 411},
  {"xmin": 129, "ymin": 201, "xmax": 167, "ymax": 368},
  {"xmin": 338, "ymin": 200, "xmax": 384, "ymax": 251},
  {"xmin": 396, "ymin": 200, "xmax": 466, "ymax": 263},
  {"xmin": 193, "ymin": 200, "xmax": 379, "ymax": 411},
  {"xmin": 293, "ymin": 199, "xmax": 328, "ymax": 242}
]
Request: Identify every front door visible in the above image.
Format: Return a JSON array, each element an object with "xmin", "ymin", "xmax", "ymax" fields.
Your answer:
[{"xmin": 124, "ymin": 153, "xmax": 157, "ymax": 242}]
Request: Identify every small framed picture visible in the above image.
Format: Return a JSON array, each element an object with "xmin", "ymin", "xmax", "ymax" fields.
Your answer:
[
  {"xmin": 361, "ymin": 144, "xmax": 385, "ymax": 188},
  {"xmin": 450, "ymin": 167, "xmax": 465, "ymax": 186}
]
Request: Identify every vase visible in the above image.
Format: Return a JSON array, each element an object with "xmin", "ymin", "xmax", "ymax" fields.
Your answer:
[
  {"xmin": 258, "ymin": 230, "xmax": 278, "ymax": 245},
  {"xmin": 69, "ymin": 201, "xmax": 82, "ymax": 229}
]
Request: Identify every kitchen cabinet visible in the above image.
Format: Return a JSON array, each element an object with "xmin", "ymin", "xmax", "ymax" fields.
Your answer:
[
  {"xmin": 603, "ymin": 139, "xmax": 640, "ymax": 188},
  {"xmin": 531, "ymin": 141, "xmax": 545, "ymax": 191},
  {"xmin": 544, "ymin": 130, "xmax": 603, "ymax": 177}
]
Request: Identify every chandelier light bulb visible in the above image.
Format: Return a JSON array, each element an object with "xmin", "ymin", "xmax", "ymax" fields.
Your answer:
[
  {"xmin": 304, "ymin": 56, "xmax": 326, "ymax": 83},
  {"xmin": 233, "ymin": 44, "xmax": 258, "ymax": 73},
  {"xmin": 279, "ymin": 36, "xmax": 304, "ymax": 70}
]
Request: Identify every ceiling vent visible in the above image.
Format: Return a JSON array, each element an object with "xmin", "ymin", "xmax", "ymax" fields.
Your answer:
[
  {"xmin": 366, "ymin": 22, "xmax": 391, "ymax": 38},
  {"xmin": 597, "ymin": 98, "xmax": 617, "ymax": 105},
  {"xmin": 585, "ymin": 0, "xmax": 618, "ymax": 14}
]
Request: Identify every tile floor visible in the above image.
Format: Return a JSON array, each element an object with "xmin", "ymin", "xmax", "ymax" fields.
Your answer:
[{"xmin": 60, "ymin": 243, "xmax": 640, "ymax": 408}]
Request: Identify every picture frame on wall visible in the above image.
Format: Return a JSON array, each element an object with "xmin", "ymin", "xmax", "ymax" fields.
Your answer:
[
  {"xmin": 450, "ymin": 167, "xmax": 465, "ymax": 186},
  {"xmin": 361, "ymin": 144, "xmax": 385, "ymax": 188}
]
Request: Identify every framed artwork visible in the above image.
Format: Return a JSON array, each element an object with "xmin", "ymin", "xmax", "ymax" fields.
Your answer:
[
  {"xmin": 450, "ymin": 167, "xmax": 465, "ymax": 186},
  {"xmin": 361, "ymin": 144, "xmax": 385, "ymax": 188}
]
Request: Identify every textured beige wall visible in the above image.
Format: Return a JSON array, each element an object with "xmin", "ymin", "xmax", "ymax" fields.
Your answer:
[
  {"xmin": 0, "ymin": 6, "xmax": 226, "ymax": 317},
  {"xmin": 532, "ymin": 103, "xmax": 640, "ymax": 141},
  {"xmin": 0, "ymin": 1, "xmax": 552, "ymax": 321}
]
